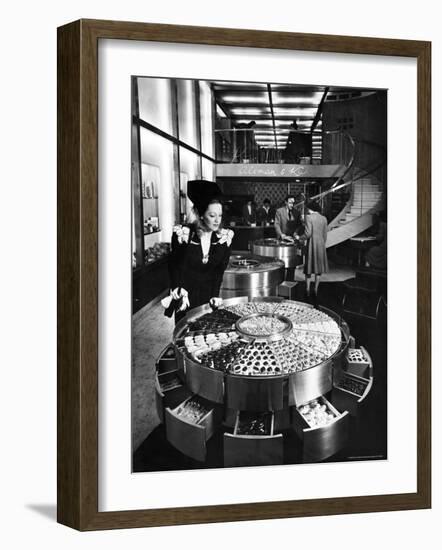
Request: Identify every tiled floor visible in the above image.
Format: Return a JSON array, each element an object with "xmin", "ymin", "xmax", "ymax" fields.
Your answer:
[
  {"xmin": 132, "ymin": 298, "xmax": 175, "ymax": 450},
  {"xmin": 294, "ymin": 263, "xmax": 355, "ymax": 283}
]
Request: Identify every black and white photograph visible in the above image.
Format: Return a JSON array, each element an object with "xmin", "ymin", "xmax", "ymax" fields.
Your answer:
[{"xmin": 131, "ymin": 76, "xmax": 388, "ymax": 472}]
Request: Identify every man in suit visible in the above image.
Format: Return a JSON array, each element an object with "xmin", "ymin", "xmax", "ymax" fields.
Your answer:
[
  {"xmin": 274, "ymin": 195, "xmax": 303, "ymax": 282},
  {"xmin": 242, "ymin": 199, "xmax": 257, "ymax": 225},
  {"xmin": 274, "ymin": 195, "xmax": 301, "ymax": 239},
  {"xmin": 256, "ymin": 198, "xmax": 275, "ymax": 225}
]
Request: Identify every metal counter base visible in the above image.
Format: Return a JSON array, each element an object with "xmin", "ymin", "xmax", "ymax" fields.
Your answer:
[
  {"xmin": 153, "ymin": 297, "xmax": 375, "ymax": 467},
  {"xmin": 220, "ymin": 253, "xmax": 285, "ymax": 299},
  {"xmin": 252, "ymin": 238, "xmax": 304, "ymax": 269}
]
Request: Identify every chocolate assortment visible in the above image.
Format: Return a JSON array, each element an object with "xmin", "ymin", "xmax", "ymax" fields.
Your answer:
[
  {"xmin": 298, "ymin": 398, "xmax": 337, "ymax": 428},
  {"xmin": 237, "ymin": 314, "xmax": 289, "ymax": 337},
  {"xmin": 178, "ymin": 300, "xmax": 343, "ymax": 377},
  {"xmin": 291, "ymin": 330, "xmax": 341, "ymax": 357},
  {"xmin": 336, "ymin": 374, "xmax": 367, "ymax": 396},
  {"xmin": 184, "ymin": 331, "xmax": 240, "ymax": 363},
  {"xmin": 187, "ymin": 309, "xmax": 240, "ymax": 332},
  {"xmin": 159, "ymin": 375, "xmax": 182, "ymax": 392},
  {"xmin": 347, "ymin": 348, "xmax": 369, "ymax": 363},
  {"xmin": 237, "ymin": 412, "xmax": 272, "ymax": 435},
  {"xmin": 175, "ymin": 397, "xmax": 210, "ymax": 423},
  {"xmin": 199, "ymin": 340, "xmax": 249, "ymax": 372},
  {"xmin": 230, "ymin": 341, "xmax": 281, "ymax": 376}
]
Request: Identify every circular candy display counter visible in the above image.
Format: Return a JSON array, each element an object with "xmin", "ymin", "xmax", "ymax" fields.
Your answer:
[
  {"xmin": 155, "ymin": 297, "xmax": 374, "ymax": 466},
  {"xmin": 220, "ymin": 254, "xmax": 285, "ymax": 299},
  {"xmin": 251, "ymin": 238, "xmax": 302, "ymax": 268}
]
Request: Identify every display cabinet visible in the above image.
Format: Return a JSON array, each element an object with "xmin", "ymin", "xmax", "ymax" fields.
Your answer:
[
  {"xmin": 252, "ymin": 237, "xmax": 303, "ymax": 268},
  {"xmin": 154, "ymin": 296, "xmax": 374, "ymax": 466}
]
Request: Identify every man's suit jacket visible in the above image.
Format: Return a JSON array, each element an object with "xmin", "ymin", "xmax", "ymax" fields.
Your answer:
[
  {"xmin": 242, "ymin": 204, "xmax": 257, "ymax": 225},
  {"xmin": 257, "ymin": 206, "xmax": 275, "ymax": 224},
  {"xmin": 274, "ymin": 206, "xmax": 300, "ymax": 238}
]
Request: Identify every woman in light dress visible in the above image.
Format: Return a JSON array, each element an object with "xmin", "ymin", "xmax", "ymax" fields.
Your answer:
[{"xmin": 302, "ymin": 200, "xmax": 329, "ymax": 301}]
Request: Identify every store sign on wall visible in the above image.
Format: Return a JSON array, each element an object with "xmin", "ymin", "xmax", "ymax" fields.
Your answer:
[{"xmin": 216, "ymin": 164, "xmax": 346, "ymax": 178}]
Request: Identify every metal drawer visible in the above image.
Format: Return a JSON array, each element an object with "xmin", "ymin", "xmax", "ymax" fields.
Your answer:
[
  {"xmin": 288, "ymin": 360, "xmax": 333, "ymax": 407},
  {"xmin": 224, "ymin": 411, "xmax": 283, "ymax": 467},
  {"xmin": 344, "ymin": 346, "xmax": 373, "ymax": 379},
  {"xmin": 154, "ymin": 371, "xmax": 189, "ymax": 424},
  {"xmin": 225, "ymin": 374, "xmax": 284, "ymax": 412},
  {"xmin": 331, "ymin": 368, "xmax": 373, "ymax": 417},
  {"xmin": 291, "ymin": 395, "xmax": 349, "ymax": 462},
  {"xmin": 185, "ymin": 358, "xmax": 225, "ymax": 404},
  {"xmin": 165, "ymin": 395, "xmax": 221, "ymax": 462}
]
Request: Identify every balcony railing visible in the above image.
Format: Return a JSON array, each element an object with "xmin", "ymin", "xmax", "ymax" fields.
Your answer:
[{"xmin": 214, "ymin": 128, "xmax": 354, "ymax": 166}]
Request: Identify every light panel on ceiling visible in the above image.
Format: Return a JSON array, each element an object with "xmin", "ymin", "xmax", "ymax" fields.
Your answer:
[
  {"xmin": 221, "ymin": 95, "xmax": 268, "ymax": 103},
  {"xmin": 272, "ymin": 92, "xmax": 323, "ymax": 104},
  {"xmin": 272, "ymin": 108, "xmax": 317, "ymax": 117}
]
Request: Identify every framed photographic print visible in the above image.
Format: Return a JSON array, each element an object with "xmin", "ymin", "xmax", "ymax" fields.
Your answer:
[{"xmin": 57, "ymin": 19, "xmax": 431, "ymax": 530}]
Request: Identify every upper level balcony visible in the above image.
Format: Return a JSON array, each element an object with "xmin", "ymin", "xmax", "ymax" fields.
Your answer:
[{"xmin": 214, "ymin": 127, "xmax": 353, "ymax": 181}]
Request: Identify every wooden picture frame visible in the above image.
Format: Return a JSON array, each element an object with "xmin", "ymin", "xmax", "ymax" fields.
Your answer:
[{"xmin": 57, "ymin": 19, "xmax": 431, "ymax": 531}]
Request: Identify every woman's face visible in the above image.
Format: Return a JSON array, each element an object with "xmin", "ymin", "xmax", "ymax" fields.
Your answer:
[{"xmin": 202, "ymin": 202, "xmax": 222, "ymax": 232}]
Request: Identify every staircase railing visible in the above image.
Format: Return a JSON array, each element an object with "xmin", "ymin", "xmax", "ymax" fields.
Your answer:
[
  {"xmin": 292, "ymin": 130, "xmax": 356, "ymax": 211},
  {"xmin": 296, "ymin": 136, "xmax": 386, "ymax": 232}
]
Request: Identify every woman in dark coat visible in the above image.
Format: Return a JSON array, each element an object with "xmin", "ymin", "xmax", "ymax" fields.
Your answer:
[
  {"xmin": 302, "ymin": 200, "xmax": 329, "ymax": 299},
  {"xmin": 167, "ymin": 180, "xmax": 234, "ymax": 321}
]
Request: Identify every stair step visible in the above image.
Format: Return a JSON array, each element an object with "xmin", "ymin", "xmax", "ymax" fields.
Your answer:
[
  {"xmin": 353, "ymin": 189, "xmax": 382, "ymax": 195},
  {"xmin": 353, "ymin": 184, "xmax": 379, "ymax": 188},
  {"xmin": 353, "ymin": 191, "xmax": 380, "ymax": 194},
  {"xmin": 353, "ymin": 192, "xmax": 382, "ymax": 196}
]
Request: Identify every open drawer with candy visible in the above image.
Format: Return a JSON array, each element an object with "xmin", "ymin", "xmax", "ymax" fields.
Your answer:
[
  {"xmin": 156, "ymin": 343, "xmax": 179, "ymax": 375},
  {"xmin": 165, "ymin": 395, "xmax": 222, "ymax": 462},
  {"xmin": 331, "ymin": 367, "xmax": 373, "ymax": 417},
  {"xmin": 154, "ymin": 344, "xmax": 187, "ymax": 423},
  {"xmin": 223, "ymin": 411, "xmax": 283, "ymax": 467},
  {"xmin": 154, "ymin": 370, "xmax": 189, "ymax": 424},
  {"xmin": 291, "ymin": 396, "xmax": 349, "ymax": 462},
  {"xmin": 345, "ymin": 346, "xmax": 373, "ymax": 379}
]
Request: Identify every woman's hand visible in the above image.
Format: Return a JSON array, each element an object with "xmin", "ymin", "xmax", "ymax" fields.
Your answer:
[
  {"xmin": 171, "ymin": 287, "xmax": 182, "ymax": 300},
  {"xmin": 209, "ymin": 297, "xmax": 223, "ymax": 309},
  {"xmin": 171, "ymin": 288, "xmax": 190, "ymax": 311}
]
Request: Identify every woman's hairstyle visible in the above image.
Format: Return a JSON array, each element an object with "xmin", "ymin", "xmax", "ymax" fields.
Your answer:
[
  {"xmin": 187, "ymin": 179, "xmax": 222, "ymax": 218},
  {"xmin": 306, "ymin": 200, "xmax": 322, "ymax": 213}
]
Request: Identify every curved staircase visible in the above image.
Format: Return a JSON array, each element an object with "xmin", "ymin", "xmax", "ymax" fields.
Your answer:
[{"xmin": 326, "ymin": 175, "xmax": 385, "ymax": 248}]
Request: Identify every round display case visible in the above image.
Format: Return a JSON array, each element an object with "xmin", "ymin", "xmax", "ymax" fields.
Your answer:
[
  {"xmin": 155, "ymin": 297, "xmax": 373, "ymax": 465},
  {"xmin": 220, "ymin": 254, "xmax": 285, "ymax": 299},
  {"xmin": 251, "ymin": 238, "xmax": 302, "ymax": 268}
]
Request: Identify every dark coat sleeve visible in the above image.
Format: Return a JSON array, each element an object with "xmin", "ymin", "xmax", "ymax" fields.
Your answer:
[
  {"xmin": 168, "ymin": 231, "xmax": 187, "ymax": 290},
  {"xmin": 210, "ymin": 243, "xmax": 232, "ymax": 298}
]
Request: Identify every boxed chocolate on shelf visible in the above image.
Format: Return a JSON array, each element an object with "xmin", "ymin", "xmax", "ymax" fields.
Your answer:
[{"xmin": 345, "ymin": 347, "xmax": 371, "ymax": 378}]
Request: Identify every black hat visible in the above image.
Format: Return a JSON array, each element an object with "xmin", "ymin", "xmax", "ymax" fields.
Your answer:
[{"xmin": 187, "ymin": 180, "xmax": 222, "ymax": 216}]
